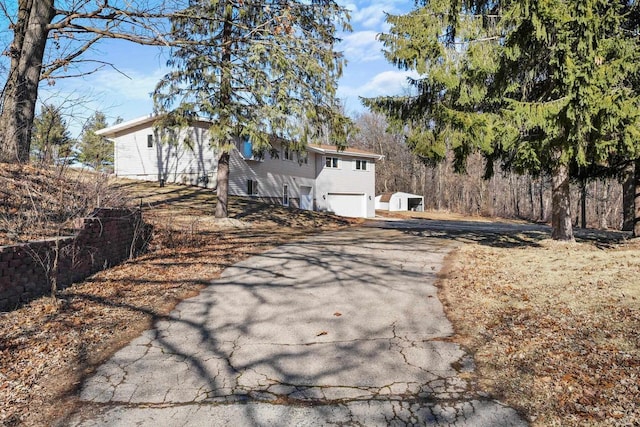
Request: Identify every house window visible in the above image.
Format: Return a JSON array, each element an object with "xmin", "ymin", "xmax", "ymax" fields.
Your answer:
[
  {"xmin": 325, "ymin": 156, "xmax": 339, "ymax": 168},
  {"xmin": 283, "ymin": 146, "xmax": 292, "ymax": 161},
  {"xmin": 282, "ymin": 184, "xmax": 289, "ymax": 206},
  {"xmin": 247, "ymin": 179, "xmax": 258, "ymax": 196},
  {"xmin": 147, "ymin": 134, "xmax": 153, "ymax": 148},
  {"xmin": 355, "ymin": 159, "xmax": 368, "ymax": 171},
  {"xmin": 242, "ymin": 137, "xmax": 253, "ymax": 159},
  {"xmin": 298, "ymin": 152, "xmax": 308, "ymax": 164}
]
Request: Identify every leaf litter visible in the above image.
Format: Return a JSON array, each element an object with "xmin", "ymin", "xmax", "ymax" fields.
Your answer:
[{"xmin": 438, "ymin": 237, "xmax": 640, "ymax": 426}]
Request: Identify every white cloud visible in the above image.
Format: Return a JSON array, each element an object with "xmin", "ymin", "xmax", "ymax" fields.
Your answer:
[
  {"xmin": 338, "ymin": 69, "xmax": 420, "ymax": 113},
  {"xmin": 92, "ymin": 67, "xmax": 167, "ymax": 103},
  {"xmin": 339, "ymin": 30, "xmax": 383, "ymax": 63},
  {"xmin": 345, "ymin": 70, "xmax": 420, "ymax": 98},
  {"xmin": 351, "ymin": 3, "xmax": 392, "ymax": 29},
  {"xmin": 341, "ymin": 1, "xmax": 401, "ymax": 30},
  {"xmin": 38, "ymin": 67, "xmax": 167, "ymax": 137}
]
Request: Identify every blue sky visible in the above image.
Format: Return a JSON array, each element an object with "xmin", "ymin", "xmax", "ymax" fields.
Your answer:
[{"xmin": 33, "ymin": 1, "xmax": 417, "ymax": 137}]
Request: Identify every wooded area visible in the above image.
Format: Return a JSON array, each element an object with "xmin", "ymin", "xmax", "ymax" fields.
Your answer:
[{"xmin": 352, "ymin": 112, "xmax": 632, "ymax": 231}]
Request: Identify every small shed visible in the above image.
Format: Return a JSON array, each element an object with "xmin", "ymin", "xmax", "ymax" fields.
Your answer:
[{"xmin": 375, "ymin": 192, "xmax": 424, "ymax": 212}]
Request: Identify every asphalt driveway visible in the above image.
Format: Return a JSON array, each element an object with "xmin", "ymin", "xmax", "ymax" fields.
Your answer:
[{"xmin": 65, "ymin": 226, "xmax": 526, "ymax": 426}]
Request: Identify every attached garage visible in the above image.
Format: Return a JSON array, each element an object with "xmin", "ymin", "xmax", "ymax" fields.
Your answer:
[
  {"xmin": 326, "ymin": 193, "xmax": 366, "ymax": 217},
  {"xmin": 375, "ymin": 192, "xmax": 424, "ymax": 212}
]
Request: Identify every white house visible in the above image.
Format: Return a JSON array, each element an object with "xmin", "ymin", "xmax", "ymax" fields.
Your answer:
[
  {"xmin": 375, "ymin": 192, "xmax": 425, "ymax": 212},
  {"xmin": 97, "ymin": 115, "xmax": 383, "ymax": 218}
]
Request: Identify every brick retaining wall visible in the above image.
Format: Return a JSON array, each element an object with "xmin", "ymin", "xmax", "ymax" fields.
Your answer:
[{"xmin": 0, "ymin": 208, "xmax": 151, "ymax": 312}]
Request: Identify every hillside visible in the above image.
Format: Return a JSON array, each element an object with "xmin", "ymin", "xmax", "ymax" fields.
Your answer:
[
  {"xmin": 0, "ymin": 164, "xmax": 128, "ymax": 246},
  {"xmin": 114, "ymin": 178, "xmax": 356, "ymax": 233},
  {"xmin": 0, "ymin": 164, "xmax": 355, "ymax": 247}
]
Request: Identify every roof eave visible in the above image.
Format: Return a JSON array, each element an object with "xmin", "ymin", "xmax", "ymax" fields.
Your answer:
[
  {"xmin": 307, "ymin": 145, "xmax": 383, "ymax": 160},
  {"xmin": 95, "ymin": 114, "xmax": 213, "ymax": 137}
]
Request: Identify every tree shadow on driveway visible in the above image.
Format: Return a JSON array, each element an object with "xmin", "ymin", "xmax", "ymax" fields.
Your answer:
[{"xmin": 64, "ymin": 227, "xmax": 526, "ymax": 426}]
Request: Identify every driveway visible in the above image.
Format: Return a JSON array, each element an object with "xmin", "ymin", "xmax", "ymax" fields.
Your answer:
[{"xmin": 65, "ymin": 226, "xmax": 526, "ymax": 426}]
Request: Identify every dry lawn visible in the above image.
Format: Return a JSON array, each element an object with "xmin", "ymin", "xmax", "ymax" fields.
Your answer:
[
  {"xmin": 376, "ymin": 208, "xmax": 531, "ymax": 223},
  {"xmin": 439, "ymin": 235, "xmax": 640, "ymax": 426}
]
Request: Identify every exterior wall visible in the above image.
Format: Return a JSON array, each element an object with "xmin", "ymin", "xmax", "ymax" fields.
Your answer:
[
  {"xmin": 107, "ymin": 118, "xmax": 380, "ymax": 217},
  {"xmin": 375, "ymin": 201, "xmax": 390, "ymax": 210},
  {"xmin": 315, "ymin": 155, "xmax": 376, "ymax": 217},
  {"xmin": 0, "ymin": 208, "xmax": 150, "ymax": 312},
  {"xmin": 389, "ymin": 195, "xmax": 408, "ymax": 211},
  {"xmin": 386, "ymin": 193, "xmax": 425, "ymax": 212},
  {"xmin": 113, "ymin": 123, "xmax": 217, "ymax": 188},
  {"xmin": 228, "ymin": 142, "xmax": 317, "ymax": 207}
]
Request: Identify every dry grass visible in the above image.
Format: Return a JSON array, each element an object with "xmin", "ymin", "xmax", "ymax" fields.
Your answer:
[
  {"xmin": 376, "ymin": 208, "xmax": 531, "ymax": 223},
  {"xmin": 439, "ymin": 236, "xmax": 640, "ymax": 426},
  {"xmin": 0, "ymin": 163, "xmax": 130, "ymax": 245}
]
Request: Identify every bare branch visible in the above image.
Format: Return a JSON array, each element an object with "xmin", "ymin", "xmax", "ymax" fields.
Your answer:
[
  {"xmin": 0, "ymin": 1, "xmax": 14, "ymax": 25},
  {"xmin": 41, "ymin": 35, "xmax": 103, "ymax": 80},
  {"xmin": 43, "ymin": 59, "xmax": 134, "ymax": 81}
]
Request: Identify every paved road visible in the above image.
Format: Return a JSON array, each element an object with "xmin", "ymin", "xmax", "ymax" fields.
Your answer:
[{"xmin": 64, "ymin": 226, "xmax": 527, "ymax": 426}]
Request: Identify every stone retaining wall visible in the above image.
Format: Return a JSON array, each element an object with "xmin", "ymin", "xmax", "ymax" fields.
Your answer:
[{"xmin": 0, "ymin": 208, "xmax": 151, "ymax": 312}]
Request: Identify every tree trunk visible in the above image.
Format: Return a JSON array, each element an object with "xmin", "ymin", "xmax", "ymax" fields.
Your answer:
[
  {"xmin": 214, "ymin": 7, "xmax": 233, "ymax": 219},
  {"xmin": 551, "ymin": 163, "xmax": 574, "ymax": 241},
  {"xmin": 634, "ymin": 159, "xmax": 640, "ymax": 238},
  {"xmin": 214, "ymin": 152, "xmax": 230, "ymax": 218},
  {"xmin": 436, "ymin": 163, "xmax": 442, "ymax": 210},
  {"xmin": 511, "ymin": 175, "xmax": 519, "ymax": 217},
  {"xmin": 0, "ymin": 0, "xmax": 55, "ymax": 162},
  {"xmin": 539, "ymin": 177, "xmax": 545, "ymax": 222},
  {"xmin": 528, "ymin": 177, "xmax": 535, "ymax": 219},
  {"xmin": 599, "ymin": 180, "xmax": 610, "ymax": 230},
  {"xmin": 580, "ymin": 181, "xmax": 587, "ymax": 229},
  {"xmin": 622, "ymin": 166, "xmax": 635, "ymax": 231}
]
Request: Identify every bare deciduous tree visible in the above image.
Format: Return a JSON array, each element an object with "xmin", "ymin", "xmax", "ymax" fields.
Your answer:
[
  {"xmin": 0, "ymin": 0, "xmax": 183, "ymax": 163},
  {"xmin": 352, "ymin": 112, "xmax": 626, "ymax": 231}
]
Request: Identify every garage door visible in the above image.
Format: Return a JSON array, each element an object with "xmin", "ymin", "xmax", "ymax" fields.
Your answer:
[{"xmin": 326, "ymin": 193, "xmax": 365, "ymax": 217}]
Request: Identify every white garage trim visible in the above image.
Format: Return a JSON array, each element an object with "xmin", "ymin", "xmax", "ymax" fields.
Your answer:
[{"xmin": 326, "ymin": 193, "xmax": 366, "ymax": 218}]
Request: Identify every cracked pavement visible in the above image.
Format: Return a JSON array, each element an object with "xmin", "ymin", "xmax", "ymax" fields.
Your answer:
[{"xmin": 63, "ymin": 226, "xmax": 527, "ymax": 426}]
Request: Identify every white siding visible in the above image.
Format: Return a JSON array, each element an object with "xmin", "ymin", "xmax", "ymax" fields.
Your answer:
[
  {"xmin": 315, "ymin": 155, "xmax": 376, "ymax": 217},
  {"xmin": 375, "ymin": 201, "xmax": 390, "ymax": 210},
  {"xmin": 113, "ymin": 123, "xmax": 217, "ymax": 188},
  {"xmin": 228, "ymin": 142, "xmax": 316, "ymax": 204},
  {"xmin": 390, "ymin": 194, "xmax": 408, "ymax": 211}
]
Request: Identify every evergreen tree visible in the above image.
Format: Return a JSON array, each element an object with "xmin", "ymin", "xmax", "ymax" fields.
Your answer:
[
  {"xmin": 153, "ymin": 0, "xmax": 352, "ymax": 218},
  {"xmin": 31, "ymin": 104, "xmax": 74, "ymax": 164},
  {"xmin": 365, "ymin": 0, "xmax": 640, "ymax": 241},
  {"xmin": 78, "ymin": 111, "xmax": 113, "ymax": 171}
]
